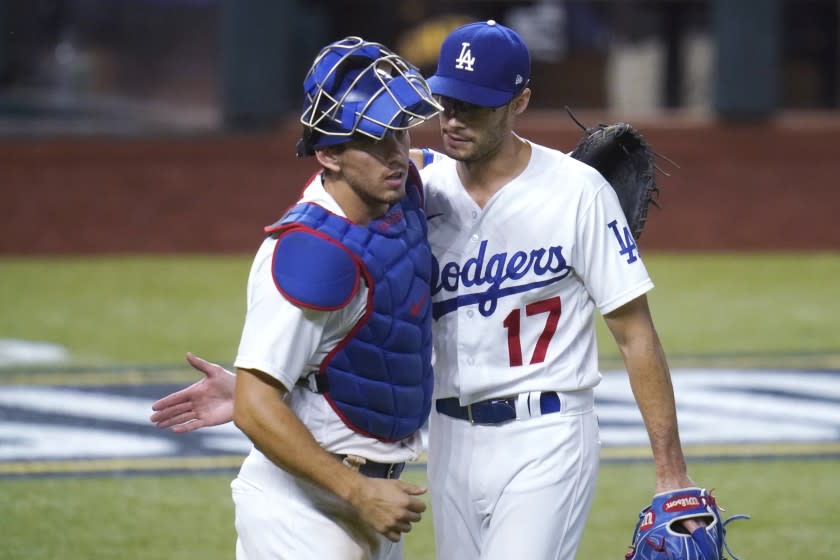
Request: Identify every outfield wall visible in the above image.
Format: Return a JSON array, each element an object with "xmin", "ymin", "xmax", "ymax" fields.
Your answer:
[{"xmin": 2, "ymin": 112, "xmax": 838, "ymax": 254}]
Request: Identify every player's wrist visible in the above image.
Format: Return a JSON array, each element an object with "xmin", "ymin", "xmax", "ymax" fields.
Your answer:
[
  {"xmin": 215, "ymin": 401, "xmax": 235, "ymax": 424},
  {"xmin": 332, "ymin": 464, "xmax": 369, "ymax": 506},
  {"xmin": 653, "ymin": 470, "xmax": 694, "ymax": 494}
]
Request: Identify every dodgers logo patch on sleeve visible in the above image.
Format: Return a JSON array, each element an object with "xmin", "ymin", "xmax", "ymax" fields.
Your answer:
[{"xmin": 608, "ymin": 219, "xmax": 638, "ymax": 264}]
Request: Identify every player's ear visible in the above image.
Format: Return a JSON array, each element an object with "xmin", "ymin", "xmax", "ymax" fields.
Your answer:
[
  {"xmin": 315, "ymin": 147, "xmax": 342, "ymax": 173},
  {"xmin": 511, "ymin": 88, "xmax": 531, "ymax": 116}
]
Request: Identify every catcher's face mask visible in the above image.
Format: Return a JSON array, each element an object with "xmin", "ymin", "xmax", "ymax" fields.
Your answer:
[{"xmin": 297, "ymin": 37, "xmax": 442, "ymax": 156}]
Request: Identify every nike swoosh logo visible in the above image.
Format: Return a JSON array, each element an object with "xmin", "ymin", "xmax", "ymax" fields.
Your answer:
[
  {"xmin": 411, "ymin": 292, "xmax": 428, "ymax": 316},
  {"xmin": 427, "ymin": 213, "xmax": 445, "ymax": 220}
]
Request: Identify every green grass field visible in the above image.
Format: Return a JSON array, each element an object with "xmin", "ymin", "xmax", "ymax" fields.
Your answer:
[
  {"xmin": 2, "ymin": 252, "xmax": 839, "ymax": 559},
  {"xmin": 2, "ymin": 252, "xmax": 838, "ymax": 368},
  {"xmin": 2, "ymin": 461, "xmax": 838, "ymax": 559}
]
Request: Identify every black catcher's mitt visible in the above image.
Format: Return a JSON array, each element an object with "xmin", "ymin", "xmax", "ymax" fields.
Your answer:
[
  {"xmin": 625, "ymin": 487, "xmax": 750, "ymax": 560},
  {"xmin": 569, "ymin": 119, "xmax": 659, "ymax": 240}
]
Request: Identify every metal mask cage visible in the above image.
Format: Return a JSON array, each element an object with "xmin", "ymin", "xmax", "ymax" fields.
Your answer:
[{"xmin": 300, "ymin": 37, "xmax": 442, "ymax": 147}]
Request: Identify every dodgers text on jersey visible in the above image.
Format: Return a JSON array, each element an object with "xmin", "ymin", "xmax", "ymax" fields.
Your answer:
[{"xmin": 431, "ymin": 240, "xmax": 572, "ymax": 319}]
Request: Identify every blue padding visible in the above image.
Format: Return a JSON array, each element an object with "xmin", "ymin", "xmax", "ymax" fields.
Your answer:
[
  {"xmin": 272, "ymin": 231, "xmax": 359, "ymax": 310},
  {"xmin": 421, "ymin": 148, "xmax": 442, "ymax": 167}
]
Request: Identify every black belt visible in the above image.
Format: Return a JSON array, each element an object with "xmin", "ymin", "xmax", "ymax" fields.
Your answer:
[
  {"xmin": 435, "ymin": 392, "xmax": 562, "ymax": 425},
  {"xmin": 334, "ymin": 455, "xmax": 405, "ymax": 479}
]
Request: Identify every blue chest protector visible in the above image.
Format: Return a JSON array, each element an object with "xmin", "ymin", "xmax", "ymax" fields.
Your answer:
[{"xmin": 265, "ymin": 169, "xmax": 433, "ymax": 442}]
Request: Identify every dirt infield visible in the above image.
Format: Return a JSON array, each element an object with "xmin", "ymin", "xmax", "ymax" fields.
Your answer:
[{"xmin": 2, "ymin": 111, "xmax": 838, "ymax": 254}]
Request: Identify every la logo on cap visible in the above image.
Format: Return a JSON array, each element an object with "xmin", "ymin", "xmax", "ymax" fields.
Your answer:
[{"xmin": 455, "ymin": 42, "xmax": 475, "ymax": 71}]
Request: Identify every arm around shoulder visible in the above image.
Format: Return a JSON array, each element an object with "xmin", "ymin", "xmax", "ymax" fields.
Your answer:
[{"xmin": 409, "ymin": 148, "xmax": 426, "ymax": 170}]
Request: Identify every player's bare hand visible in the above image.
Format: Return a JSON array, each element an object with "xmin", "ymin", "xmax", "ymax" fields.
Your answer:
[
  {"xmin": 349, "ymin": 478, "xmax": 427, "ymax": 542},
  {"xmin": 149, "ymin": 352, "xmax": 236, "ymax": 432},
  {"xmin": 681, "ymin": 517, "xmax": 705, "ymax": 532}
]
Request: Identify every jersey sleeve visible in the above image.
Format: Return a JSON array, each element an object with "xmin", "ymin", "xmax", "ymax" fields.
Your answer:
[
  {"xmin": 575, "ymin": 182, "xmax": 654, "ymax": 315},
  {"xmin": 234, "ymin": 237, "xmax": 364, "ymax": 391},
  {"xmin": 233, "ymin": 238, "xmax": 327, "ymax": 390}
]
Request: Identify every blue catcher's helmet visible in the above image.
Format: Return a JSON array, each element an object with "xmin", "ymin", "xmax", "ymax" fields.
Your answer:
[{"xmin": 297, "ymin": 37, "xmax": 442, "ymax": 156}]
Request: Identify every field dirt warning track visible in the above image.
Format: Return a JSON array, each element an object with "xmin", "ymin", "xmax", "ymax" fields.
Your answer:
[{"xmin": 1, "ymin": 111, "xmax": 839, "ymax": 254}]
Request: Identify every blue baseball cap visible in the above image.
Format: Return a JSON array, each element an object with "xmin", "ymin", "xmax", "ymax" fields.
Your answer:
[{"xmin": 428, "ymin": 20, "xmax": 531, "ymax": 108}]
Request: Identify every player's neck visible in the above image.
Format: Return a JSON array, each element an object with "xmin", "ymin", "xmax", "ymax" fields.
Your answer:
[
  {"xmin": 323, "ymin": 176, "xmax": 388, "ymax": 226},
  {"xmin": 457, "ymin": 133, "xmax": 531, "ymax": 208}
]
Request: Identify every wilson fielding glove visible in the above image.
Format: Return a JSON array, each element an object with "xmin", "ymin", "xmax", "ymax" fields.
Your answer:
[
  {"xmin": 624, "ymin": 487, "xmax": 750, "ymax": 560},
  {"xmin": 569, "ymin": 120, "xmax": 660, "ymax": 240}
]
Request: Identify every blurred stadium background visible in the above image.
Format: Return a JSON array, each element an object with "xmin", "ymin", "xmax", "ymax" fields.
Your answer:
[
  {"xmin": 1, "ymin": 1, "xmax": 840, "ymax": 559},
  {"xmin": 1, "ymin": 0, "xmax": 839, "ymax": 255}
]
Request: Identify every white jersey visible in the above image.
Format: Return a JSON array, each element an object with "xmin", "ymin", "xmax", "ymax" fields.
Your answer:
[
  {"xmin": 234, "ymin": 174, "xmax": 422, "ymax": 467},
  {"xmin": 420, "ymin": 141, "xmax": 653, "ymax": 405}
]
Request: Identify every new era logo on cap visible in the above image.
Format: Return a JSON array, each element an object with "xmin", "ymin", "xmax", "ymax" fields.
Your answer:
[{"xmin": 428, "ymin": 20, "xmax": 531, "ymax": 108}]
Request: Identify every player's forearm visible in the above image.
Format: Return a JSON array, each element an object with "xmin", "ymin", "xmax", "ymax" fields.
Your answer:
[
  {"xmin": 622, "ymin": 339, "xmax": 689, "ymax": 486},
  {"xmin": 606, "ymin": 297, "xmax": 690, "ymax": 488},
  {"xmin": 233, "ymin": 368, "xmax": 365, "ymax": 503}
]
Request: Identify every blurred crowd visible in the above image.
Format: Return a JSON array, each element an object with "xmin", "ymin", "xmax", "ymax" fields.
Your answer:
[{"xmin": 0, "ymin": 0, "xmax": 837, "ymax": 132}]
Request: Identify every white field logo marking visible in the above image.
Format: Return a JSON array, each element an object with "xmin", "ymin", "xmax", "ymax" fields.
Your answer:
[
  {"xmin": 0, "ymin": 369, "xmax": 839, "ymax": 463},
  {"xmin": 0, "ymin": 386, "xmax": 249, "ymax": 461},
  {"xmin": 596, "ymin": 368, "xmax": 840, "ymax": 447}
]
